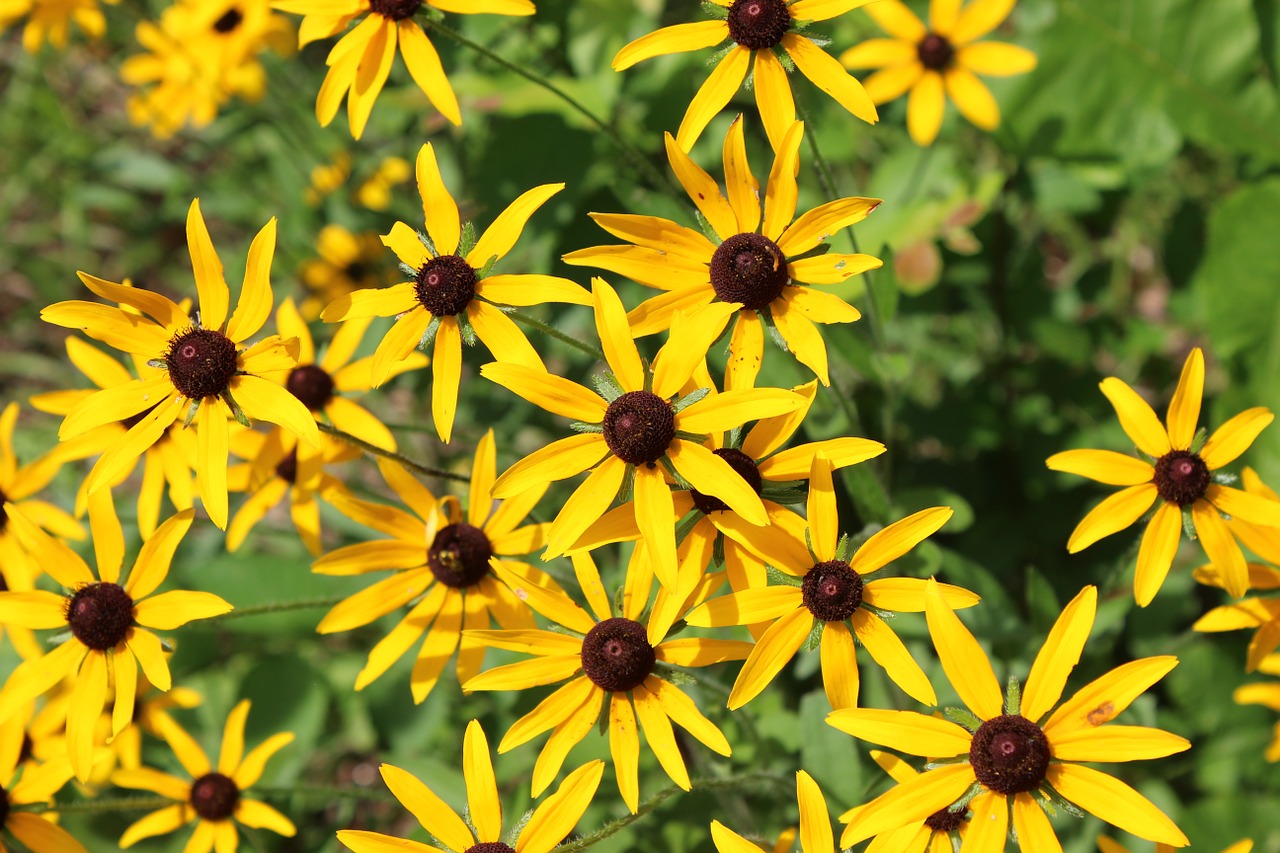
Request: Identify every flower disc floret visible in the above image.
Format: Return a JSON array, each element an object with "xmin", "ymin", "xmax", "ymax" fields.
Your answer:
[
  {"xmin": 708, "ymin": 233, "xmax": 789, "ymax": 310},
  {"xmin": 968, "ymin": 714, "xmax": 1050, "ymax": 795},
  {"xmin": 916, "ymin": 33, "xmax": 955, "ymax": 71},
  {"xmin": 286, "ymin": 364, "xmax": 335, "ymax": 411},
  {"xmin": 66, "ymin": 582, "xmax": 134, "ymax": 651},
  {"xmin": 165, "ymin": 327, "xmax": 239, "ymax": 400},
  {"xmin": 368, "ymin": 0, "xmax": 423, "ymax": 20},
  {"xmin": 726, "ymin": 0, "xmax": 792, "ymax": 49},
  {"xmin": 213, "ymin": 9, "xmax": 243, "ymax": 33},
  {"xmin": 691, "ymin": 448, "xmax": 762, "ymax": 514},
  {"xmin": 275, "ymin": 449, "xmax": 298, "ymax": 484},
  {"xmin": 414, "ymin": 254, "xmax": 477, "ymax": 317},
  {"xmin": 581, "ymin": 617, "xmax": 656, "ymax": 693},
  {"xmin": 466, "ymin": 845, "xmax": 516, "ymax": 853},
  {"xmin": 1153, "ymin": 450, "xmax": 1210, "ymax": 506},
  {"xmin": 801, "ymin": 560, "xmax": 864, "ymax": 623},
  {"xmin": 924, "ymin": 806, "xmax": 966, "ymax": 833},
  {"xmin": 190, "ymin": 772, "xmax": 240, "ymax": 821},
  {"xmin": 602, "ymin": 391, "xmax": 676, "ymax": 465},
  {"xmin": 427, "ymin": 523, "xmax": 493, "ymax": 589}
]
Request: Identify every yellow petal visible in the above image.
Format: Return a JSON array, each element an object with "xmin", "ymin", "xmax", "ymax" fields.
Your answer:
[
  {"xmin": 907, "ymin": 70, "xmax": 946, "ymax": 145},
  {"xmin": 430, "ymin": 316, "xmax": 462, "ymax": 443},
  {"xmin": 852, "ymin": 506, "xmax": 953, "ymax": 575},
  {"xmin": 133, "ymin": 590, "xmax": 233, "ymax": 630},
  {"xmin": 1067, "ymin": 484, "xmax": 1158, "ymax": 553},
  {"xmin": 635, "ymin": 465, "xmax": 679, "ymax": 589},
  {"xmin": 588, "ymin": 212, "xmax": 717, "ymax": 263},
  {"xmin": 467, "ymin": 302, "xmax": 544, "ymax": 370},
  {"xmin": 1045, "ymin": 764, "xmax": 1188, "ymax": 847},
  {"xmin": 398, "ymin": 21, "xmax": 461, "ymax": 125},
  {"xmin": 118, "ymin": 804, "xmax": 190, "ymax": 848},
  {"xmin": 1163, "ymin": 347, "xmax": 1205, "ymax": 450},
  {"xmin": 861, "ymin": 577, "xmax": 979, "ymax": 612},
  {"xmin": 67, "ymin": 651, "xmax": 109, "ymax": 781},
  {"xmin": 186, "ymin": 199, "xmax": 229, "ymax": 331},
  {"xmin": 952, "ymin": 0, "xmax": 1018, "ymax": 43},
  {"xmin": 796, "ymin": 770, "xmax": 834, "ymax": 853},
  {"xmin": 231, "ymin": 374, "xmax": 319, "ymax": 448},
  {"xmin": 863, "ymin": 60, "xmax": 926, "ymax": 104},
  {"xmin": 865, "ymin": 0, "xmax": 927, "ymax": 41},
  {"xmin": 1192, "ymin": 501, "xmax": 1247, "ymax": 598},
  {"xmin": 463, "ymin": 721, "xmax": 502, "ymax": 842},
  {"xmin": 1207, "ymin": 483, "xmax": 1280, "ymax": 527},
  {"xmin": 685, "ymin": 586, "xmax": 803, "ymax": 627},
  {"xmin": 762, "ymin": 121, "xmax": 805, "ymax": 241},
  {"xmin": 727, "ymin": 606, "xmax": 813, "ymax": 710},
  {"xmin": 606, "ymin": 694, "xmax": 640, "ymax": 813},
  {"xmin": 516, "ymin": 759, "xmax": 605, "ymax": 853},
  {"xmin": 468, "ymin": 183, "xmax": 564, "ymax": 268},
  {"xmin": 415, "ymin": 143, "xmax": 460, "ymax": 256},
  {"xmin": 754, "ymin": 50, "xmax": 797, "ymax": 153},
  {"xmin": 962, "ymin": 791, "xmax": 1009, "ymax": 853},
  {"xmin": 196, "ymin": 401, "xmax": 229, "ymax": 530},
  {"xmin": 218, "ymin": 700, "xmax": 250, "ymax": 775},
  {"xmin": 1201, "ymin": 407, "xmax": 1274, "ymax": 471},
  {"xmin": 380, "ymin": 763, "xmax": 475, "ymax": 853},
  {"xmin": 593, "ymin": 276, "xmax": 646, "ymax": 392},
  {"xmin": 1049, "ymin": 725, "xmax": 1190, "ymax": 763},
  {"xmin": 226, "ymin": 218, "xmax": 277, "ymax": 343},
  {"xmin": 807, "ymin": 453, "xmax": 838, "ymax": 561},
  {"xmin": 840, "ymin": 38, "xmax": 918, "ymax": 69},
  {"xmin": 675, "ymin": 45, "xmax": 751, "ymax": 152},
  {"xmin": 852, "ymin": 608, "xmax": 936, "ymax": 705},
  {"xmin": 675, "ymin": 386, "xmax": 804, "ymax": 435},
  {"xmin": 1100, "ymin": 377, "xmax": 1173, "ymax": 457},
  {"xmin": 724, "ymin": 311, "xmax": 764, "ymax": 391},
  {"xmin": 925, "ymin": 577, "xmax": 1003, "ymax": 719},
  {"xmin": 647, "ymin": 675, "xmax": 731, "ymax": 755},
  {"xmin": 651, "ymin": 303, "xmax": 737, "ymax": 398},
  {"xmin": 957, "ymin": 41, "xmax": 1037, "ymax": 76},
  {"xmin": 475, "ymin": 273, "xmax": 592, "ymax": 306},
  {"xmin": 633, "ymin": 681, "xmax": 690, "ymax": 790},
  {"xmin": 944, "ymin": 66, "xmax": 999, "ymax": 130},
  {"xmin": 321, "ymin": 281, "xmax": 418, "ymax": 322},
  {"xmin": 1043, "ymin": 655, "xmax": 1178, "ymax": 736},
  {"xmin": 668, "ymin": 440, "xmax": 767, "ymax": 525},
  {"xmin": 820, "ymin": 620, "xmax": 860, "ymax": 709},
  {"xmin": 1011, "ymin": 793, "xmax": 1061, "ymax": 853},
  {"xmin": 721, "ymin": 115, "xmax": 761, "ymax": 233},
  {"xmin": 782, "ymin": 34, "xmax": 878, "ymax": 123},
  {"xmin": 491, "ymin": 560, "xmax": 598, "ymax": 634},
  {"xmin": 839, "ymin": 764, "xmax": 974, "ymax": 847},
  {"xmin": 1021, "ymin": 585, "xmax": 1097, "ymax": 723},
  {"xmin": 346, "ymin": 17, "xmax": 396, "ymax": 140},
  {"xmin": 490, "ymin": 433, "xmax": 608, "ymax": 499},
  {"xmin": 7, "ymin": 812, "xmax": 89, "ymax": 853},
  {"xmin": 1047, "ymin": 449, "xmax": 1154, "ymax": 486},
  {"xmin": 480, "ymin": 363, "xmax": 608, "ymax": 423},
  {"xmin": 777, "ymin": 195, "xmax": 882, "ymax": 258},
  {"xmin": 612, "ymin": 19, "xmax": 728, "ymax": 70}
]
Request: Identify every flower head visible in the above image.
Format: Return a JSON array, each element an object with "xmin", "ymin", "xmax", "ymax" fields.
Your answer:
[
  {"xmin": 1193, "ymin": 562, "xmax": 1280, "ymax": 672},
  {"xmin": 0, "ymin": 712, "xmax": 86, "ymax": 853},
  {"xmin": 711, "ymin": 771, "xmax": 833, "ymax": 853},
  {"xmin": 299, "ymin": 226, "xmax": 399, "ymax": 319},
  {"xmin": 1, "ymin": 0, "xmax": 115, "ymax": 53},
  {"xmin": 1233, "ymin": 652, "xmax": 1280, "ymax": 763}
]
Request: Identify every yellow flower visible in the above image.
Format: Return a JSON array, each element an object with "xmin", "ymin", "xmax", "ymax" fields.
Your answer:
[
  {"xmin": 841, "ymin": 0, "xmax": 1037, "ymax": 145},
  {"xmin": 712, "ymin": 771, "xmax": 834, "ymax": 853},
  {"xmin": 322, "ymin": 142, "xmax": 590, "ymax": 443},
  {"xmin": 41, "ymin": 199, "xmax": 319, "ymax": 530},
  {"xmin": 0, "ymin": 499, "xmax": 232, "ymax": 782},
  {"xmin": 337, "ymin": 720, "xmax": 603, "ymax": 853},
  {"xmin": 686, "ymin": 455, "xmax": 966, "ymax": 710},
  {"xmin": 1047, "ymin": 348, "xmax": 1280, "ymax": 604},
  {"xmin": 613, "ymin": 0, "xmax": 877, "ymax": 151},
  {"xmin": 1193, "ymin": 563, "xmax": 1280, "ymax": 672},
  {"xmin": 313, "ymin": 431, "xmax": 554, "ymax": 702},
  {"xmin": 0, "ymin": 0, "xmax": 115, "ymax": 53},
  {"xmin": 272, "ymin": 0, "xmax": 534, "ymax": 138},
  {"xmin": 1099, "ymin": 836, "xmax": 1253, "ymax": 853},
  {"xmin": 0, "ymin": 712, "xmax": 86, "ymax": 853},
  {"xmin": 831, "ymin": 583, "xmax": 1191, "ymax": 850},
  {"xmin": 304, "ymin": 151, "xmax": 351, "ymax": 206},
  {"xmin": 482, "ymin": 277, "xmax": 806, "ymax": 588},
  {"xmin": 464, "ymin": 546, "xmax": 750, "ymax": 812},
  {"xmin": 356, "ymin": 154, "xmax": 411, "ymax": 210},
  {"xmin": 844, "ymin": 751, "xmax": 972, "ymax": 851},
  {"xmin": 564, "ymin": 118, "xmax": 881, "ymax": 387},
  {"xmin": 1234, "ymin": 653, "xmax": 1280, "ymax": 762},
  {"xmin": 299, "ymin": 225, "xmax": 398, "ymax": 320},
  {"xmin": 114, "ymin": 700, "xmax": 296, "ymax": 851}
]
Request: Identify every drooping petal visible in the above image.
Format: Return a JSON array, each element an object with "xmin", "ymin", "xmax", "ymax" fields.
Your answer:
[
  {"xmin": 907, "ymin": 70, "xmax": 946, "ymax": 145},
  {"xmin": 1200, "ymin": 407, "xmax": 1274, "ymax": 471},
  {"xmin": 398, "ymin": 21, "xmax": 461, "ymax": 126},
  {"xmin": 1044, "ymin": 764, "xmax": 1188, "ymax": 847},
  {"xmin": 1011, "ymin": 793, "xmax": 1062, "ymax": 853},
  {"xmin": 1067, "ymin": 484, "xmax": 1158, "ymax": 554},
  {"xmin": 782, "ymin": 34, "xmax": 878, "ymax": 123},
  {"xmin": 944, "ymin": 67, "xmax": 999, "ymax": 130},
  {"xmin": 820, "ymin": 620, "xmax": 860, "ymax": 709},
  {"xmin": 1192, "ymin": 501, "xmax": 1248, "ymax": 598},
  {"xmin": 727, "ymin": 606, "xmax": 813, "ymax": 710},
  {"xmin": 960, "ymin": 791, "xmax": 1009, "ymax": 853},
  {"xmin": 852, "ymin": 609, "xmax": 936, "ymax": 705},
  {"xmin": 753, "ymin": 49, "xmax": 797, "ymax": 154}
]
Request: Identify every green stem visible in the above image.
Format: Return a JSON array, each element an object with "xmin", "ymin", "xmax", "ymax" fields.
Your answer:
[
  {"xmin": 318, "ymin": 422, "xmax": 469, "ymax": 483},
  {"xmin": 420, "ymin": 17, "xmax": 674, "ymax": 194},
  {"xmin": 506, "ymin": 310, "xmax": 606, "ymax": 362},
  {"xmin": 550, "ymin": 772, "xmax": 789, "ymax": 852},
  {"xmin": 19, "ymin": 796, "xmax": 174, "ymax": 815},
  {"xmin": 199, "ymin": 596, "xmax": 350, "ymax": 623}
]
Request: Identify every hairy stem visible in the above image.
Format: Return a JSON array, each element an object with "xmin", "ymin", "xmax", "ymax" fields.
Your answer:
[
  {"xmin": 198, "ymin": 595, "xmax": 350, "ymax": 623},
  {"xmin": 319, "ymin": 422, "xmax": 469, "ymax": 483},
  {"xmin": 506, "ymin": 310, "xmax": 606, "ymax": 362}
]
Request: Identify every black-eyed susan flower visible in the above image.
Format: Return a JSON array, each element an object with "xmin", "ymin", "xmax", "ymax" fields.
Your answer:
[
  {"xmin": 711, "ymin": 770, "xmax": 833, "ymax": 853},
  {"xmin": 831, "ymin": 582, "xmax": 1191, "ymax": 850},
  {"xmin": 482, "ymin": 277, "xmax": 805, "ymax": 587},
  {"xmin": 0, "ymin": 0, "xmax": 114, "ymax": 53},
  {"xmin": 840, "ymin": 0, "xmax": 1037, "ymax": 145},
  {"xmin": 464, "ymin": 547, "xmax": 749, "ymax": 812},
  {"xmin": 314, "ymin": 431, "xmax": 554, "ymax": 702},
  {"xmin": 686, "ymin": 455, "xmax": 966, "ymax": 710},
  {"xmin": 355, "ymin": 154, "xmax": 411, "ymax": 210},
  {"xmin": 337, "ymin": 720, "xmax": 603, "ymax": 853},
  {"xmin": 272, "ymin": 0, "xmax": 534, "ymax": 138},
  {"xmin": 1047, "ymin": 348, "xmax": 1280, "ymax": 604},
  {"xmin": 41, "ymin": 199, "xmax": 319, "ymax": 530},
  {"xmin": 563, "ymin": 119, "xmax": 881, "ymax": 387},
  {"xmin": 114, "ymin": 700, "xmax": 295, "ymax": 851},
  {"xmin": 0, "ymin": 500, "xmax": 231, "ymax": 782},
  {"xmin": 322, "ymin": 142, "xmax": 589, "ymax": 443},
  {"xmin": 299, "ymin": 225, "xmax": 397, "ymax": 320},
  {"xmin": 0, "ymin": 713, "xmax": 86, "ymax": 853},
  {"xmin": 1193, "ymin": 563, "xmax": 1280, "ymax": 672},
  {"xmin": 1234, "ymin": 653, "xmax": 1280, "ymax": 762},
  {"xmin": 843, "ymin": 750, "xmax": 972, "ymax": 852},
  {"xmin": 613, "ymin": 0, "xmax": 877, "ymax": 151}
]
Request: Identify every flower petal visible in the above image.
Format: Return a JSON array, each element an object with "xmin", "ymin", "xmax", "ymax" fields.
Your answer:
[
  {"xmin": 676, "ymin": 45, "xmax": 751, "ymax": 152},
  {"xmin": 398, "ymin": 21, "xmax": 461, "ymax": 125},
  {"xmin": 820, "ymin": 620, "xmax": 860, "ymax": 709},
  {"xmin": 468, "ymin": 184, "xmax": 563, "ymax": 268},
  {"xmin": 1044, "ymin": 764, "xmax": 1188, "ymax": 847},
  {"xmin": 1165, "ymin": 347, "xmax": 1204, "ymax": 450},
  {"xmin": 952, "ymin": 0, "xmax": 1018, "ymax": 43},
  {"xmin": 612, "ymin": 20, "xmax": 728, "ymax": 70},
  {"xmin": 516, "ymin": 759, "xmax": 605, "ymax": 853},
  {"xmin": 1066, "ymin": 484, "xmax": 1158, "ymax": 553},
  {"xmin": 1021, "ymin": 585, "xmax": 1097, "ymax": 723},
  {"xmin": 415, "ymin": 143, "xmax": 460, "ymax": 256},
  {"xmin": 186, "ymin": 199, "xmax": 229, "ymax": 331},
  {"xmin": 662, "ymin": 132, "xmax": 737, "ymax": 242},
  {"xmin": 782, "ymin": 34, "xmax": 878, "ymax": 123},
  {"xmin": 754, "ymin": 49, "xmax": 797, "ymax": 153},
  {"xmin": 380, "ymin": 763, "xmax": 475, "ymax": 853},
  {"xmin": 668, "ymin": 440, "xmax": 767, "ymax": 525},
  {"xmin": 944, "ymin": 66, "xmax": 999, "ymax": 130},
  {"xmin": 1043, "ymin": 655, "xmax": 1178, "ymax": 736},
  {"xmin": 1049, "ymin": 725, "xmax": 1190, "ymax": 763},
  {"xmin": 957, "ymin": 41, "xmax": 1037, "ymax": 76},
  {"xmin": 481, "ymin": 363, "xmax": 608, "ymax": 423},
  {"xmin": 134, "ymin": 590, "xmax": 233, "ymax": 630},
  {"xmin": 925, "ymin": 578, "xmax": 1003, "ymax": 720},
  {"xmin": 852, "ymin": 609, "xmax": 936, "ymax": 706},
  {"xmin": 839, "ymin": 764, "xmax": 974, "ymax": 847},
  {"xmin": 777, "ymin": 196, "xmax": 881, "ymax": 258},
  {"xmin": 226, "ymin": 217, "xmax": 277, "ymax": 343},
  {"xmin": 907, "ymin": 70, "xmax": 946, "ymax": 145},
  {"xmin": 1201, "ymin": 407, "xmax": 1274, "ymax": 470},
  {"xmin": 727, "ymin": 606, "xmax": 813, "ymax": 710},
  {"xmin": 1100, "ymin": 377, "xmax": 1172, "ymax": 457},
  {"xmin": 1193, "ymin": 501, "xmax": 1247, "ymax": 598},
  {"xmin": 490, "ymin": 433, "xmax": 608, "ymax": 499},
  {"xmin": 1047, "ymin": 449, "xmax": 1154, "ymax": 486},
  {"xmin": 850, "ymin": 506, "xmax": 953, "ymax": 576}
]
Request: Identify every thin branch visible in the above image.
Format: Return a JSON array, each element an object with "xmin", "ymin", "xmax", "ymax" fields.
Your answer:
[{"xmin": 319, "ymin": 422, "xmax": 469, "ymax": 483}]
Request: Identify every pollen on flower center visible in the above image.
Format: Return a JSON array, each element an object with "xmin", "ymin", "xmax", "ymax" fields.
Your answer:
[
  {"xmin": 690, "ymin": 448, "xmax": 763, "ymax": 515},
  {"xmin": 427, "ymin": 523, "xmax": 493, "ymax": 588},
  {"xmin": 602, "ymin": 391, "xmax": 676, "ymax": 465},
  {"xmin": 190, "ymin": 772, "xmax": 240, "ymax": 821},
  {"xmin": 414, "ymin": 255, "xmax": 477, "ymax": 317},
  {"xmin": 65, "ymin": 582, "xmax": 135, "ymax": 651},
  {"xmin": 465, "ymin": 845, "xmax": 516, "ymax": 853},
  {"xmin": 275, "ymin": 449, "xmax": 298, "ymax": 484},
  {"xmin": 1152, "ymin": 450, "xmax": 1210, "ymax": 506},
  {"xmin": 368, "ymin": 0, "xmax": 423, "ymax": 20},
  {"xmin": 286, "ymin": 364, "xmax": 336, "ymax": 411},
  {"xmin": 969, "ymin": 714, "xmax": 1051, "ymax": 795},
  {"xmin": 581, "ymin": 617, "xmax": 656, "ymax": 693},
  {"xmin": 165, "ymin": 327, "xmax": 239, "ymax": 401},
  {"xmin": 726, "ymin": 0, "xmax": 792, "ymax": 50},
  {"xmin": 801, "ymin": 560, "xmax": 864, "ymax": 623},
  {"xmin": 212, "ymin": 8, "xmax": 243, "ymax": 33},
  {"xmin": 917, "ymin": 32, "xmax": 955, "ymax": 70},
  {"xmin": 709, "ymin": 233, "xmax": 789, "ymax": 311}
]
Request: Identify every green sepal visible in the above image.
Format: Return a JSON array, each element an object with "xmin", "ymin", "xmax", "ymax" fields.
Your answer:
[
  {"xmin": 223, "ymin": 388, "xmax": 252, "ymax": 429},
  {"xmin": 944, "ymin": 706, "xmax": 983, "ymax": 732},
  {"xmin": 835, "ymin": 532, "xmax": 851, "ymax": 562},
  {"xmin": 457, "ymin": 220, "xmax": 478, "ymax": 258},
  {"xmin": 182, "ymin": 398, "xmax": 201, "ymax": 428},
  {"xmin": 595, "ymin": 691, "xmax": 613, "ymax": 737},
  {"xmin": 415, "ymin": 228, "xmax": 438, "ymax": 257},
  {"xmin": 147, "ymin": 359, "xmax": 168, "ymax": 370},
  {"xmin": 1004, "ymin": 674, "xmax": 1022, "ymax": 716},
  {"xmin": 568, "ymin": 421, "xmax": 604, "ymax": 434},
  {"xmin": 652, "ymin": 663, "xmax": 697, "ymax": 686},
  {"xmin": 1190, "ymin": 425, "xmax": 1208, "ymax": 453},
  {"xmin": 673, "ymin": 387, "xmax": 711, "ymax": 413},
  {"xmin": 617, "ymin": 464, "xmax": 636, "ymax": 504},
  {"xmin": 592, "ymin": 372, "xmax": 624, "ymax": 402},
  {"xmin": 766, "ymin": 564, "xmax": 803, "ymax": 587},
  {"xmin": 1182, "ymin": 506, "xmax": 1197, "ymax": 540},
  {"xmin": 419, "ymin": 315, "xmax": 441, "ymax": 350},
  {"xmin": 457, "ymin": 312, "xmax": 478, "ymax": 347},
  {"xmin": 1211, "ymin": 470, "xmax": 1239, "ymax": 486},
  {"xmin": 476, "ymin": 253, "xmax": 499, "ymax": 281},
  {"xmin": 801, "ymin": 619, "xmax": 825, "ymax": 653}
]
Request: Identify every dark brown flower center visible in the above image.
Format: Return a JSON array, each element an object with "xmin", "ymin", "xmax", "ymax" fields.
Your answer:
[
  {"xmin": 969, "ymin": 714, "xmax": 1051, "ymax": 795},
  {"xmin": 709, "ymin": 233, "xmax": 789, "ymax": 311},
  {"xmin": 368, "ymin": 0, "xmax": 422, "ymax": 20},
  {"xmin": 0, "ymin": 787, "xmax": 8, "ymax": 826},
  {"xmin": 726, "ymin": 0, "xmax": 792, "ymax": 49},
  {"xmin": 466, "ymin": 845, "xmax": 516, "ymax": 853},
  {"xmin": 924, "ymin": 805, "xmax": 966, "ymax": 833},
  {"xmin": 0, "ymin": 486, "xmax": 8, "ymax": 532},
  {"xmin": 166, "ymin": 328, "xmax": 239, "ymax": 401},
  {"xmin": 344, "ymin": 261, "xmax": 371, "ymax": 283},
  {"xmin": 917, "ymin": 33, "xmax": 955, "ymax": 70},
  {"xmin": 427, "ymin": 523, "xmax": 493, "ymax": 589},
  {"xmin": 801, "ymin": 560, "xmax": 863, "ymax": 623},
  {"xmin": 690, "ymin": 448, "xmax": 763, "ymax": 515},
  {"xmin": 212, "ymin": 8, "xmax": 243, "ymax": 32},
  {"xmin": 602, "ymin": 391, "xmax": 676, "ymax": 465},
  {"xmin": 286, "ymin": 364, "xmax": 335, "ymax": 411},
  {"xmin": 414, "ymin": 254, "xmax": 477, "ymax": 317},
  {"xmin": 66, "ymin": 582, "xmax": 135, "ymax": 651},
  {"xmin": 275, "ymin": 449, "xmax": 298, "ymax": 484},
  {"xmin": 190, "ymin": 772, "xmax": 240, "ymax": 821},
  {"xmin": 1153, "ymin": 450, "xmax": 1210, "ymax": 506},
  {"xmin": 581, "ymin": 617, "xmax": 655, "ymax": 692}
]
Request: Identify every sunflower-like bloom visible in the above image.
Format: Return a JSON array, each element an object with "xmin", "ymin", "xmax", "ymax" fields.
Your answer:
[
  {"xmin": 564, "ymin": 119, "xmax": 881, "ymax": 388},
  {"xmin": 0, "ymin": 500, "xmax": 231, "ymax": 782},
  {"xmin": 299, "ymin": 225, "xmax": 397, "ymax": 319},
  {"xmin": 0, "ymin": 0, "xmax": 114, "ymax": 53},
  {"xmin": 32, "ymin": 338, "xmax": 198, "ymax": 541},
  {"xmin": 314, "ymin": 431, "xmax": 553, "ymax": 702},
  {"xmin": 0, "ymin": 714, "xmax": 85, "ymax": 852},
  {"xmin": 1047, "ymin": 348, "xmax": 1280, "ymax": 604},
  {"xmin": 272, "ymin": 0, "xmax": 534, "ymax": 138},
  {"xmin": 114, "ymin": 700, "xmax": 296, "ymax": 851},
  {"xmin": 831, "ymin": 583, "xmax": 1191, "ymax": 850},
  {"xmin": 843, "ymin": 750, "xmax": 973, "ymax": 851},
  {"xmin": 1193, "ymin": 563, "xmax": 1280, "ymax": 672},
  {"xmin": 464, "ymin": 547, "xmax": 750, "ymax": 812},
  {"xmin": 1234, "ymin": 653, "xmax": 1280, "ymax": 762},
  {"xmin": 711, "ymin": 771, "xmax": 834, "ymax": 853},
  {"xmin": 686, "ymin": 455, "xmax": 967, "ymax": 710},
  {"xmin": 356, "ymin": 154, "xmax": 411, "ymax": 210},
  {"xmin": 42, "ymin": 199, "xmax": 319, "ymax": 530},
  {"xmin": 482, "ymin": 277, "xmax": 805, "ymax": 587},
  {"xmin": 1099, "ymin": 837, "xmax": 1253, "ymax": 853},
  {"xmin": 613, "ymin": 0, "xmax": 877, "ymax": 151},
  {"xmin": 840, "ymin": 0, "xmax": 1036, "ymax": 145},
  {"xmin": 322, "ymin": 143, "xmax": 589, "ymax": 443},
  {"xmin": 338, "ymin": 720, "xmax": 603, "ymax": 853}
]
